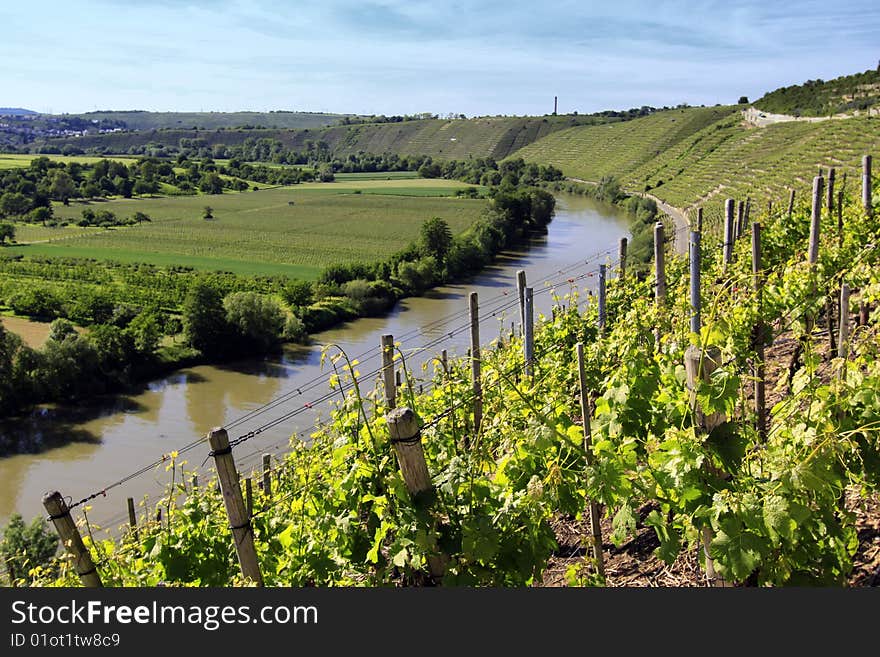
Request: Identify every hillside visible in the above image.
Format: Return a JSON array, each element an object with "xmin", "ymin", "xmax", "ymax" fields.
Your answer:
[
  {"xmin": 754, "ymin": 67, "xmax": 880, "ymax": 117},
  {"xmin": 516, "ymin": 107, "xmax": 880, "ymax": 236},
  {"xmin": 56, "ymin": 110, "xmax": 350, "ymax": 131},
  {"xmin": 31, "ymin": 113, "xmax": 638, "ymax": 161}
]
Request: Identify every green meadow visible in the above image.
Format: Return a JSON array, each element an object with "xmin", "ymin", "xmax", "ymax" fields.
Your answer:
[{"xmin": 11, "ymin": 181, "xmax": 488, "ymax": 279}]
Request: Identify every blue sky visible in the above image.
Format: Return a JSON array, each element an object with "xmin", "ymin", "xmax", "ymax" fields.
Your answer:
[{"xmin": 2, "ymin": 0, "xmax": 879, "ymax": 116}]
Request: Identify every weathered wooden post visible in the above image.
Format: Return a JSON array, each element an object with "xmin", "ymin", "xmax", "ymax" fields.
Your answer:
[
  {"xmin": 207, "ymin": 427, "xmax": 264, "ymax": 586},
  {"xmin": 787, "ymin": 188, "xmax": 796, "ymax": 219},
  {"xmin": 723, "ymin": 198, "xmax": 734, "ymax": 271},
  {"xmin": 381, "ymin": 333, "xmax": 396, "ymax": 410},
  {"xmin": 752, "ymin": 222, "xmax": 766, "ymax": 441},
  {"xmin": 245, "ymin": 477, "xmax": 253, "ymax": 519},
  {"xmin": 690, "ymin": 231, "xmax": 701, "ymax": 336},
  {"xmin": 469, "ymin": 292, "xmax": 483, "ymax": 436},
  {"xmin": 837, "ymin": 189, "xmax": 844, "ymax": 246},
  {"xmin": 262, "ymin": 454, "xmax": 272, "ymax": 499},
  {"xmin": 809, "ymin": 175, "xmax": 824, "ymax": 265},
  {"xmin": 42, "ymin": 491, "xmax": 102, "ymax": 587},
  {"xmin": 826, "ymin": 167, "xmax": 836, "ymax": 214},
  {"xmin": 744, "ymin": 197, "xmax": 751, "ymax": 232},
  {"xmin": 860, "ymin": 302, "xmax": 869, "ymax": 327},
  {"xmin": 385, "ymin": 407, "xmax": 444, "ymax": 578},
  {"xmin": 838, "ymin": 283, "xmax": 851, "ymax": 359},
  {"xmin": 576, "ymin": 343, "xmax": 605, "ymax": 579},
  {"xmin": 598, "ymin": 264, "xmax": 607, "ymax": 334},
  {"xmin": 864, "ymin": 155, "xmax": 873, "ymax": 219},
  {"xmin": 654, "ymin": 222, "xmax": 666, "ymax": 304},
  {"xmin": 127, "ymin": 497, "xmax": 138, "ymax": 541},
  {"xmin": 696, "ymin": 207, "xmax": 703, "ymax": 233},
  {"xmin": 524, "ymin": 287, "xmax": 535, "ymax": 378},
  {"xmin": 517, "ymin": 269, "xmax": 527, "ymax": 332},
  {"xmin": 618, "ymin": 237, "xmax": 628, "ymax": 279},
  {"xmin": 736, "ymin": 200, "xmax": 744, "ymax": 241}
]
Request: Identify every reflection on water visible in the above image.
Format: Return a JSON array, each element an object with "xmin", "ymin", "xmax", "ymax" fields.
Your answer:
[{"xmin": 0, "ymin": 194, "xmax": 630, "ymax": 530}]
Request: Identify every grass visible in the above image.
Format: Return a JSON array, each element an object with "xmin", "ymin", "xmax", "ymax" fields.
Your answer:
[
  {"xmin": 10, "ymin": 182, "xmax": 488, "ymax": 277},
  {"xmin": 0, "ymin": 153, "xmax": 140, "ymax": 169}
]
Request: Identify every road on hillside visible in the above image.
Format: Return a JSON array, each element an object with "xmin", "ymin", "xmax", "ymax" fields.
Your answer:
[{"xmin": 566, "ymin": 178, "xmax": 689, "ymax": 255}]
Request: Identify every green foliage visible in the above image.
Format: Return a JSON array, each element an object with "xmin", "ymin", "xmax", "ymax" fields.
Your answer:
[
  {"xmin": 0, "ymin": 222, "xmax": 14, "ymax": 243},
  {"xmin": 182, "ymin": 282, "xmax": 229, "ymax": 358},
  {"xmin": 754, "ymin": 68, "xmax": 880, "ymax": 117},
  {"xmin": 419, "ymin": 217, "xmax": 453, "ymax": 264},
  {"xmin": 223, "ymin": 291, "xmax": 286, "ymax": 352},
  {"xmin": 0, "ymin": 514, "xmax": 58, "ymax": 583}
]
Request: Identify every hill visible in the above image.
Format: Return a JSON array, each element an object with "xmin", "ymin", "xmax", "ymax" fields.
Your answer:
[
  {"xmin": 28, "ymin": 112, "xmax": 651, "ymax": 161},
  {"xmin": 515, "ymin": 106, "xmax": 880, "ymax": 236},
  {"xmin": 64, "ymin": 110, "xmax": 350, "ymax": 131},
  {"xmin": 754, "ymin": 66, "xmax": 880, "ymax": 117},
  {"xmin": 0, "ymin": 108, "xmax": 38, "ymax": 116}
]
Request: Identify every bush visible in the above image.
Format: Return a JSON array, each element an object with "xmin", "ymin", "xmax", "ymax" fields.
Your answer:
[
  {"xmin": 223, "ymin": 291, "xmax": 285, "ymax": 352},
  {"xmin": 0, "ymin": 514, "xmax": 57, "ymax": 583},
  {"xmin": 8, "ymin": 288, "xmax": 62, "ymax": 319}
]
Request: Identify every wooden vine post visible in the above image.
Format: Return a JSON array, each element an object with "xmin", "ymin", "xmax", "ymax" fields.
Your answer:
[
  {"xmin": 723, "ymin": 198, "xmax": 734, "ymax": 271},
  {"xmin": 863, "ymin": 155, "xmax": 872, "ymax": 219},
  {"xmin": 696, "ymin": 207, "xmax": 703, "ymax": 233},
  {"xmin": 654, "ymin": 221, "xmax": 666, "ymax": 304},
  {"xmin": 42, "ymin": 491, "xmax": 103, "ymax": 587},
  {"xmin": 517, "ymin": 269, "xmax": 527, "ymax": 332},
  {"xmin": 381, "ymin": 333, "xmax": 396, "ymax": 411},
  {"xmin": 752, "ymin": 222, "xmax": 766, "ymax": 441},
  {"xmin": 207, "ymin": 427, "xmax": 264, "ymax": 586},
  {"xmin": 576, "ymin": 342, "xmax": 605, "ymax": 579},
  {"xmin": 689, "ymin": 231, "xmax": 701, "ymax": 336},
  {"xmin": 524, "ymin": 287, "xmax": 535, "ymax": 378},
  {"xmin": 826, "ymin": 167, "xmax": 836, "ymax": 214},
  {"xmin": 598, "ymin": 264, "xmax": 607, "ymax": 334},
  {"xmin": 469, "ymin": 292, "xmax": 483, "ymax": 436},
  {"xmin": 736, "ymin": 200, "xmax": 744, "ymax": 241},
  {"xmin": 618, "ymin": 237, "xmax": 628, "ymax": 279},
  {"xmin": 787, "ymin": 188, "xmax": 796, "ymax": 219},
  {"xmin": 809, "ymin": 174, "xmax": 824, "ymax": 265},
  {"xmin": 385, "ymin": 407, "xmax": 444, "ymax": 578},
  {"xmin": 127, "ymin": 497, "xmax": 138, "ymax": 541}
]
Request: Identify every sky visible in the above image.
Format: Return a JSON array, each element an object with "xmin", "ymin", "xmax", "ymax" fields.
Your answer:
[{"xmin": 2, "ymin": 0, "xmax": 879, "ymax": 117}]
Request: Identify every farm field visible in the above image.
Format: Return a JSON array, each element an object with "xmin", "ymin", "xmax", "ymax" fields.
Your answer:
[
  {"xmin": 0, "ymin": 153, "xmax": 141, "ymax": 169},
  {"xmin": 9, "ymin": 181, "xmax": 488, "ymax": 278}
]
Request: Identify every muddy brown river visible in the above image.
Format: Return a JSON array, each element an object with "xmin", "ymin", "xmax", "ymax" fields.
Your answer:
[{"xmin": 0, "ymin": 194, "xmax": 629, "ymax": 534}]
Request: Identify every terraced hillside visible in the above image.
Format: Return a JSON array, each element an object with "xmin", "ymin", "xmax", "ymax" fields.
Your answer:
[
  {"xmin": 34, "ymin": 113, "xmax": 625, "ymax": 161},
  {"xmin": 513, "ymin": 106, "xmax": 737, "ymax": 182},
  {"xmin": 516, "ymin": 106, "xmax": 880, "ymax": 236}
]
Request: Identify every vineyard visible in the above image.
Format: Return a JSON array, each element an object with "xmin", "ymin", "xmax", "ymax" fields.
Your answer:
[
  {"xmin": 19, "ymin": 161, "xmax": 879, "ymax": 587},
  {"xmin": 515, "ymin": 109, "xmax": 880, "ymax": 240}
]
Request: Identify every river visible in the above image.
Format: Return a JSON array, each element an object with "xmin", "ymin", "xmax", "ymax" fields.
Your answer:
[{"xmin": 0, "ymin": 193, "xmax": 629, "ymax": 534}]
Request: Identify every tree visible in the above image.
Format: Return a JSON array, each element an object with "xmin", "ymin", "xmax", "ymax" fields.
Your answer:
[
  {"xmin": 419, "ymin": 216, "xmax": 453, "ymax": 264},
  {"xmin": 203, "ymin": 206, "xmax": 213, "ymax": 220},
  {"xmin": 223, "ymin": 291, "xmax": 285, "ymax": 352},
  {"xmin": 198, "ymin": 172, "xmax": 224, "ymax": 194},
  {"xmin": 182, "ymin": 282, "xmax": 228, "ymax": 357},
  {"xmin": 738, "ymin": 96, "xmax": 750, "ymax": 104},
  {"xmin": 0, "ymin": 514, "xmax": 57, "ymax": 583},
  {"xmin": 0, "ymin": 192, "xmax": 30, "ymax": 218},
  {"xmin": 0, "ymin": 223, "xmax": 14, "ymax": 244},
  {"xmin": 48, "ymin": 170, "xmax": 77, "ymax": 204}
]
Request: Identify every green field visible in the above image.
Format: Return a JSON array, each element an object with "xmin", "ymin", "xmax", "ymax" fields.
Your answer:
[
  {"xmin": 10, "ymin": 181, "xmax": 488, "ymax": 278},
  {"xmin": 0, "ymin": 153, "xmax": 141, "ymax": 169}
]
